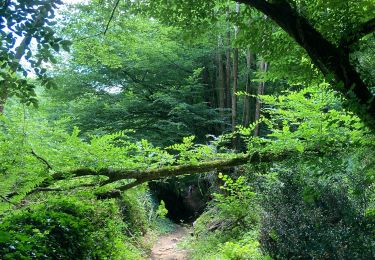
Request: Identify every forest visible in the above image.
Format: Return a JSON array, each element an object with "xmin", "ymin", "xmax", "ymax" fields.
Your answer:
[{"xmin": 0, "ymin": 0, "xmax": 374, "ymax": 259}]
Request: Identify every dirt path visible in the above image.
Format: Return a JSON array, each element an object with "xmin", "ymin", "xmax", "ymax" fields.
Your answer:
[{"xmin": 150, "ymin": 225, "xmax": 190, "ymax": 260}]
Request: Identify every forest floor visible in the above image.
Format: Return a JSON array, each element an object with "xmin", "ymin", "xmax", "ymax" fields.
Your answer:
[{"xmin": 149, "ymin": 224, "xmax": 191, "ymax": 260}]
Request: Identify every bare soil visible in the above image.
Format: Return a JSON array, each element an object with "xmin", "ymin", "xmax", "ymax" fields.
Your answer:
[{"xmin": 149, "ymin": 224, "xmax": 190, "ymax": 260}]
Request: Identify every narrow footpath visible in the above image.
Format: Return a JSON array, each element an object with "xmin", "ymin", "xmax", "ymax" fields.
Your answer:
[{"xmin": 150, "ymin": 224, "xmax": 190, "ymax": 260}]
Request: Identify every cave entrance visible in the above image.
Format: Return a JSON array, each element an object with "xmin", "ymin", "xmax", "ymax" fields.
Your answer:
[{"xmin": 149, "ymin": 176, "xmax": 210, "ymax": 223}]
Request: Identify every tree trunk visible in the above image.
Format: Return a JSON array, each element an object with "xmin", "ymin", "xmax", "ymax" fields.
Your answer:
[
  {"xmin": 217, "ymin": 35, "xmax": 226, "ymax": 125},
  {"xmin": 237, "ymin": 0, "xmax": 375, "ymax": 130},
  {"xmin": 225, "ymin": 2, "xmax": 232, "ymax": 109},
  {"xmin": 254, "ymin": 60, "xmax": 267, "ymax": 137},
  {"xmin": 232, "ymin": 48, "xmax": 238, "ymax": 132},
  {"xmin": 232, "ymin": 3, "xmax": 240, "ymax": 133},
  {"xmin": 9, "ymin": 148, "xmax": 302, "ymax": 200},
  {"xmin": 5, "ymin": 144, "xmax": 332, "ymax": 201},
  {"xmin": 7, "ymin": 146, "xmax": 328, "ymax": 200},
  {"xmin": 242, "ymin": 49, "xmax": 254, "ymax": 127}
]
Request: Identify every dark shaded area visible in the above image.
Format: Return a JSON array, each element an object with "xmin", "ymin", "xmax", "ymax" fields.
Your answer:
[
  {"xmin": 149, "ymin": 175, "xmax": 210, "ymax": 223},
  {"xmin": 259, "ymin": 166, "xmax": 374, "ymax": 259}
]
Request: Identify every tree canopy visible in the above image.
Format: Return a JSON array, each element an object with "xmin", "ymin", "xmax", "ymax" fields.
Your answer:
[{"xmin": 0, "ymin": 1, "xmax": 374, "ymax": 259}]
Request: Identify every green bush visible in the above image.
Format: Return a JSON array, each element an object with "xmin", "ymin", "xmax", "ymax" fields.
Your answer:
[
  {"xmin": 118, "ymin": 188, "xmax": 150, "ymax": 237},
  {"xmin": 260, "ymin": 154, "xmax": 375, "ymax": 259},
  {"xmin": 187, "ymin": 174, "xmax": 265, "ymax": 260},
  {"xmin": 0, "ymin": 196, "xmax": 142, "ymax": 259},
  {"xmin": 219, "ymin": 233, "xmax": 265, "ymax": 260},
  {"xmin": 213, "ymin": 173, "xmax": 258, "ymax": 225}
]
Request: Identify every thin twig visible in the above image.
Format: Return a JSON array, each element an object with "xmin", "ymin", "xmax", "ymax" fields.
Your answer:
[
  {"xmin": 103, "ymin": 0, "xmax": 121, "ymax": 35},
  {"xmin": 0, "ymin": 195, "xmax": 17, "ymax": 206},
  {"xmin": 31, "ymin": 149, "xmax": 53, "ymax": 170}
]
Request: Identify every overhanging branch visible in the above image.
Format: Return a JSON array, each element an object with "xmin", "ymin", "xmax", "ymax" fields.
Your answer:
[
  {"xmin": 6, "ymin": 148, "xmax": 323, "ymax": 200},
  {"xmin": 50, "ymin": 153, "xmax": 255, "ymax": 184},
  {"xmin": 235, "ymin": 0, "xmax": 375, "ymax": 130},
  {"xmin": 340, "ymin": 17, "xmax": 375, "ymax": 48}
]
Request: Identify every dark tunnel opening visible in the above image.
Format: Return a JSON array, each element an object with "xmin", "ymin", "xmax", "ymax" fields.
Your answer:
[{"xmin": 148, "ymin": 176, "xmax": 211, "ymax": 223}]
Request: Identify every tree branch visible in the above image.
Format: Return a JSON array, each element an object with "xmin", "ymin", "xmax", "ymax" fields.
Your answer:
[
  {"xmin": 31, "ymin": 149, "xmax": 53, "ymax": 170},
  {"xmin": 7, "ymin": 153, "xmax": 259, "ymax": 200},
  {"xmin": 0, "ymin": 195, "xmax": 17, "ymax": 206},
  {"xmin": 5, "ymin": 182, "xmax": 100, "ymax": 200},
  {"xmin": 340, "ymin": 17, "xmax": 375, "ymax": 48},
  {"xmin": 103, "ymin": 0, "xmax": 120, "ymax": 35},
  {"xmin": 5, "ymin": 148, "xmax": 327, "ymax": 200},
  {"xmin": 20, "ymin": 151, "xmax": 276, "ymax": 199},
  {"xmin": 236, "ymin": 0, "xmax": 375, "ymax": 130}
]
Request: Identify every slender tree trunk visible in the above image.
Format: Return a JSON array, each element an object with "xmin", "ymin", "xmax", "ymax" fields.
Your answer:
[
  {"xmin": 231, "ymin": 48, "xmax": 238, "ymax": 132},
  {"xmin": 254, "ymin": 60, "xmax": 267, "ymax": 137},
  {"xmin": 242, "ymin": 49, "xmax": 254, "ymax": 127},
  {"xmin": 225, "ymin": 2, "xmax": 231, "ymax": 109},
  {"xmin": 217, "ymin": 35, "xmax": 225, "ymax": 119},
  {"xmin": 202, "ymin": 67, "xmax": 213, "ymax": 105},
  {"xmin": 232, "ymin": 3, "xmax": 240, "ymax": 132}
]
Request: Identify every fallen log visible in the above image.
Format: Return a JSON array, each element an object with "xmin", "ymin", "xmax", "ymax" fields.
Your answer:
[{"xmin": 6, "ymin": 148, "xmax": 306, "ymax": 200}]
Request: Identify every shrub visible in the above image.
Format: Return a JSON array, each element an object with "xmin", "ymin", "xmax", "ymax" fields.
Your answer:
[
  {"xmin": 260, "ymin": 156, "xmax": 375, "ymax": 259},
  {"xmin": 187, "ymin": 174, "xmax": 265, "ymax": 260},
  {"xmin": 213, "ymin": 173, "xmax": 258, "ymax": 225},
  {"xmin": 0, "ymin": 196, "xmax": 142, "ymax": 259},
  {"xmin": 118, "ymin": 188, "xmax": 150, "ymax": 236},
  {"xmin": 219, "ymin": 231, "xmax": 266, "ymax": 260}
]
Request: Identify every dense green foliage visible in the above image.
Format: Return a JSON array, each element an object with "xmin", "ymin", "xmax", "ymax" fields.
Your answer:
[
  {"xmin": 186, "ymin": 86, "xmax": 375, "ymax": 259},
  {"xmin": 0, "ymin": 0, "xmax": 70, "ymax": 108},
  {"xmin": 261, "ymin": 154, "xmax": 374, "ymax": 259},
  {"xmin": 1, "ymin": 0, "xmax": 375, "ymax": 259},
  {"xmin": 186, "ymin": 174, "xmax": 264, "ymax": 259},
  {"xmin": 47, "ymin": 8, "xmax": 225, "ymax": 145},
  {"xmin": 0, "ymin": 196, "xmax": 142, "ymax": 259}
]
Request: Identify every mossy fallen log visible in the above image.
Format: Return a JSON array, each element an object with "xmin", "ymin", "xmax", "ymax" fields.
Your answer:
[{"xmin": 6, "ymin": 149, "xmax": 301, "ymax": 200}]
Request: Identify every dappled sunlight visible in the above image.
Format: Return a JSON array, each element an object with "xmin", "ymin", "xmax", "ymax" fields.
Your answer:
[{"xmin": 1, "ymin": 0, "xmax": 374, "ymax": 259}]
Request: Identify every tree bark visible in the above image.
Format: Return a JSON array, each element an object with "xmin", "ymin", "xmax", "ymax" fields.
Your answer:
[
  {"xmin": 217, "ymin": 35, "xmax": 226, "ymax": 124},
  {"xmin": 236, "ymin": 0, "xmax": 375, "ymax": 130},
  {"xmin": 242, "ymin": 49, "xmax": 254, "ymax": 126},
  {"xmin": 59, "ymin": 149, "xmax": 293, "ymax": 198},
  {"xmin": 232, "ymin": 49, "xmax": 238, "ymax": 131},
  {"xmin": 225, "ymin": 2, "xmax": 232, "ymax": 109},
  {"xmin": 5, "ymin": 147, "xmax": 330, "ymax": 200},
  {"xmin": 254, "ymin": 60, "xmax": 267, "ymax": 137},
  {"xmin": 232, "ymin": 2, "xmax": 240, "ymax": 133}
]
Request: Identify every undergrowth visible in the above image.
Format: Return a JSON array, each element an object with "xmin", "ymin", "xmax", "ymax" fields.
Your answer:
[{"xmin": 0, "ymin": 186, "xmax": 172, "ymax": 259}]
